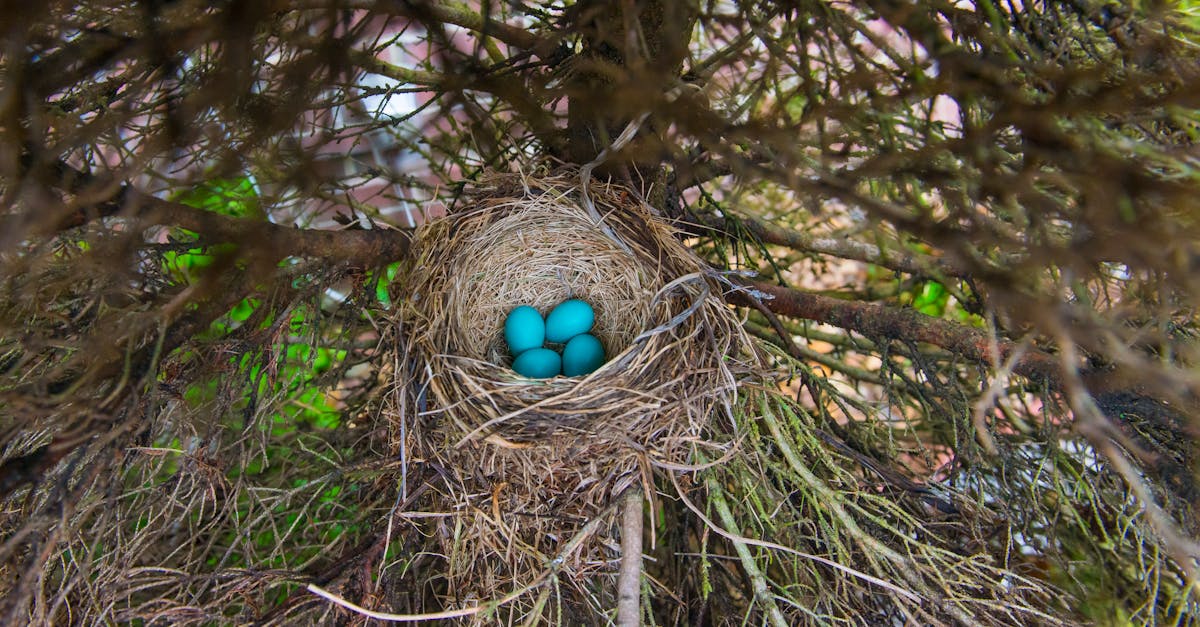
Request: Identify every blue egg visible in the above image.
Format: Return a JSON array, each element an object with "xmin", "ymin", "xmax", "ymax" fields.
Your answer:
[
  {"xmin": 504, "ymin": 305, "xmax": 545, "ymax": 356},
  {"xmin": 562, "ymin": 333, "xmax": 605, "ymax": 377},
  {"xmin": 512, "ymin": 348, "xmax": 561, "ymax": 379},
  {"xmin": 545, "ymin": 299, "xmax": 595, "ymax": 343}
]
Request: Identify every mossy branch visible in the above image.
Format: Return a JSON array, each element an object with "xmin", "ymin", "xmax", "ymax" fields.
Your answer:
[{"xmin": 729, "ymin": 279, "xmax": 1064, "ymax": 387}]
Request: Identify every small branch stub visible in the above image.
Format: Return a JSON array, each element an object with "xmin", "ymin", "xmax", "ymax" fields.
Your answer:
[{"xmin": 616, "ymin": 487, "xmax": 643, "ymax": 627}]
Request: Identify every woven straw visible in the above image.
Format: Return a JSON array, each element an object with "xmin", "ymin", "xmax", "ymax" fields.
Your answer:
[{"xmin": 401, "ymin": 168, "xmax": 753, "ymax": 447}]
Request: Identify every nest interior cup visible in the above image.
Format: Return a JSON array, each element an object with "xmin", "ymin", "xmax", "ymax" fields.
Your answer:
[
  {"xmin": 452, "ymin": 207, "xmax": 653, "ymax": 366},
  {"xmin": 404, "ymin": 170, "xmax": 748, "ymax": 443}
]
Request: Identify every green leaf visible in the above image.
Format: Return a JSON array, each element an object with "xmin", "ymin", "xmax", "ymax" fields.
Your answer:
[
  {"xmin": 161, "ymin": 242, "xmax": 238, "ymax": 285},
  {"xmin": 374, "ymin": 261, "xmax": 402, "ymax": 307},
  {"xmin": 171, "ymin": 176, "xmax": 263, "ymax": 219},
  {"xmin": 908, "ymin": 281, "xmax": 951, "ymax": 317}
]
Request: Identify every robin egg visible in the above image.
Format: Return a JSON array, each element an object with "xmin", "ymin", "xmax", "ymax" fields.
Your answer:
[
  {"xmin": 504, "ymin": 305, "xmax": 545, "ymax": 356},
  {"xmin": 545, "ymin": 299, "xmax": 595, "ymax": 344},
  {"xmin": 562, "ymin": 333, "xmax": 605, "ymax": 376},
  {"xmin": 512, "ymin": 347, "xmax": 562, "ymax": 379}
]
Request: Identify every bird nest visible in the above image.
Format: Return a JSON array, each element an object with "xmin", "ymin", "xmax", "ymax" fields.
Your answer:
[
  {"xmin": 383, "ymin": 169, "xmax": 757, "ymax": 619},
  {"xmin": 400, "ymin": 169, "xmax": 753, "ymax": 451}
]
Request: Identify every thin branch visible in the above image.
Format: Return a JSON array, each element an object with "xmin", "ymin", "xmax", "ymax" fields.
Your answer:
[
  {"xmin": 307, "ymin": 574, "xmax": 548, "ymax": 622},
  {"xmin": 669, "ymin": 472, "xmax": 922, "ymax": 604},
  {"xmin": 324, "ymin": 0, "xmax": 552, "ymax": 53},
  {"xmin": 1061, "ymin": 336, "xmax": 1200, "ymax": 585},
  {"xmin": 744, "ymin": 320, "xmax": 887, "ymax": 385},
  {"xmin": 688, "ymin": 209, "xmax": 966, "ymax": 279},
  {"xmin": 704, "ymin": 479, "xmax": 790, "ymax": 627},
  {"xmin": 343, "ymin": 46, "xmax": 444, "ymax": 87}
]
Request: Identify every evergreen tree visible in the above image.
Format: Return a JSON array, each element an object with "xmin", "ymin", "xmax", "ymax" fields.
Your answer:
[{"xmin": 2, "ymin": 1, "xmax": 1199, "ymax": 624}]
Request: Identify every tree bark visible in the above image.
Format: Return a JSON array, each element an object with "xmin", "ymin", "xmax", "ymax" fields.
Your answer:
[
  {"xmin": 728, "ymin": 280, "xmax": 1065, "ymax": 387},
  {"xmin": 615, "ymin": 488, "xmax": 643, "ymax": 627},
  {"xmin": 565, "ymin": 0, "xmax": 697, "ymax": 171}
]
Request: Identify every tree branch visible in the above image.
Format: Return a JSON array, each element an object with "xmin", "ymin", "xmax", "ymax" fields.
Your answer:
[
  {"xmin": 129, "ymin": 189, "xmax": 411, "ymax": 266},
  {"xmin": 343, "ymin": 46, "xmax": 444, "ymax": 87},
  {"xmin": 615, "ymin": 488, "xmax": 643, "ymax": 627},
  {"xmin": 5, "ymin": 162, "xmax": 410, "ymax": 267},
  {"xmin": 728, "ymin": 280, "xmax": 1065, "ymax": 388},
  {"xmin": 335, "ymin": 0, "xmax": 553, "ymax": 54}
]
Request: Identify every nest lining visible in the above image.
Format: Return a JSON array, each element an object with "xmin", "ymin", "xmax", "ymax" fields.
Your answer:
[{"xmin": 444, "ymin": 193, "xmax": 656, "ymax": 365}]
